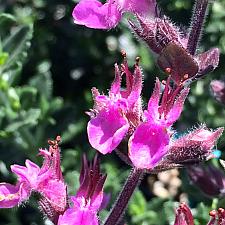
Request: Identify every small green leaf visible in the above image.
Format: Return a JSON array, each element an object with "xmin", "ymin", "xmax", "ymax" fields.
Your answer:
[
  {"xmin": 5, "ymin": 108, "xmax": 41, "ymax": 132},
  {"xmin": 2, "ymin": 25, "xmax": 33, "ymax": 73}
]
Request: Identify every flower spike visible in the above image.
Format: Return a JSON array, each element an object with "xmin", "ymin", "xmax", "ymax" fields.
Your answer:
[{"xmin": 0, "ymin": 137, "xmax": 68, "ymax": 224}]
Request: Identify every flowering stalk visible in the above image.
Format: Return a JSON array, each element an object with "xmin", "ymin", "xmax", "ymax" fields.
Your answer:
[
  {"xmin": 187, "ymin": 0, "xmax": 209, "ymax": 55},
  {"xmin": 103, "ymin": 168, "xmax": 144, "ymax": 225}
]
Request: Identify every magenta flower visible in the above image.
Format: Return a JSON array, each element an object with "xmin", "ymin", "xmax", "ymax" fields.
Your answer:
[
  {"xmin": 58, "ymin": 154, "xmax": 107, "ymax": 225},
  {"xmin": 128, "ymin": 77, "xmax": 189, "ymax": 169},
  {"xmin": 0, "ymin": 137, "xmax": 67, "ymax": 223},
  {"xmin": 0, "ymin": 183, "xmax": 28, "ymax": 208},
  {"xmin": 87, "ymin": 57, "xmax": 143, "ymax": 154},
  {"xmin": 72, "ymin": 0, "xmax": 156, "ymax": 29}
]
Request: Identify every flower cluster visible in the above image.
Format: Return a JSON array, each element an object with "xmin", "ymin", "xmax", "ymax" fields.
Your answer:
[
  {"xmin": 0, "ymin": 137, "xmax": 67, "ymax": 222},
  {"xmin": 73, "ymin": 0, "xmax": 223, "ymax": 172},
  {"xmin": 0, "ymin": 137, "xmax": 107, "ymax": 225},
  {"xmin": 87, "ymin": 53, "xmax": 222, "ymax": 171},
  {"xmin": 0, "ymin": 0, "xmax": 224, "ymax": 224}
]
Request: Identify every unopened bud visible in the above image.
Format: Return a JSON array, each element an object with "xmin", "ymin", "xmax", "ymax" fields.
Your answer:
[
  {"xmin": 166, "ymin": 126, "xmax": 223, "ymax": 164},
  {"xmin": 188, "ymin": 164, "xmax": 225, "ymax": 197},
  {"xmin": 174, "ymin": 203, "xmax": 194, "ymax": 225},
  {"xmin": 210, "ymin": 80, "xmax": 225, "ymax": 105}
]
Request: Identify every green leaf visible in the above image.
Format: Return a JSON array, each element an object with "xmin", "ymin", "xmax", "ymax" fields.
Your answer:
[
  {"xmin": 0, "ymin": 13, "xmax": 16, "ymax": 25},
  {"xmin": 0, "ymin": 52, "xmax": 9, "ymax": 66},
  {"xmin": 29, "ymin": 71, "xmax": 53, "ymax": 99},
  {"xmin": 5, "ymin": 108, "xmax": 41, "ymax": 133},
  {"xmin": 2, "ymin": 25, "xmax": 33, "ymax": 73},
  {"xmin": 129, "ymin": 190, "xmax": 147, "ymax": 215}
]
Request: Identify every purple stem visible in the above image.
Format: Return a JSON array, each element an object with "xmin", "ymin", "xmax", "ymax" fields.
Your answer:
[
  {"xmin": 187, "ymin": 0, "xmax": 209, "ymax": 55},
  {"xmin": 103, "ymin": 168, "xmax": 144, "ymax": 225},
  {"xmin": 207, "ymin": 218, "xmax": 216, "ymax": 225}
]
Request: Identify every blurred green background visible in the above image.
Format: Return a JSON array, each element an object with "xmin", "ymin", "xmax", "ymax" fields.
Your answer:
[{"xmin": 0, "ymin": 0, "xmax": 225, "ymax": 224}]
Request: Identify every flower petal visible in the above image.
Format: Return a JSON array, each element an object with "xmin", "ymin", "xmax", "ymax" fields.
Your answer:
[
  {"xmin": 11, "ymin": 160, "xmax": 40, "ymax": 185},
  {"xmin": 165, "ymin": 88, "xmax": 189, "ymax": 126},
  {"xmin": 72, "ymin": 0, "xmax": 122, "ymax": 29},
  {"xmin": 145, "ymin": 78, "xmax": 160, "ymax": 123},
  {"xmin": 129, "ymin": 123, "xmax": 169, "ymax": 169},
  {"xmin": 0, "ymin": 183, "xmax": 30, "ymax": 208},
  {"xmin": 41, "ymin": 180, "xmax": 67, "ymax": 213},
  {"xmin": 58, "ymin": 206, "xmax": 98, "ymax": 225},
  {"xmin": 122, "ymin": 0, "xmax": 156, "ymax": 15},
  {"xmin": 87, "ymin": 108, "xmax": 129, "ymax": 154}
]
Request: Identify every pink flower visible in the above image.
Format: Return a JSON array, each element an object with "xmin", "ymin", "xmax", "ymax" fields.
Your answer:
[
  {"xmin": 143, "ymin": 78, "xmax": 189, "ymax": 127},
  {"xmin": 72, "ymin": 0, "xmax": 156, "ymax": 29},
  {"xmin": 87, "ymin": 56, "xmax": 143, "ymax": 154},
  {"xmin": 0, "ymin": 137, "xmax": 67, "ymax": 223},
  {"xmin": 58, "ymin": 154, "xmax": 107, "ymax": 225},
  {"xmin": 0, "ymin": 183, "xmax": 28, "ymax": 208},
  {"xmin": 128, "ymin": 77, "xmax": 189, "ymax": 169}
]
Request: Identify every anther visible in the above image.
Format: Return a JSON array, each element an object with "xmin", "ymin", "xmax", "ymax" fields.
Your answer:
[
  {"xmin": 121, "ymin": 50, "xmax": 126, "ymax": 58},
  {"xmin": 218, "ymin": 208, "xmax": 225, "ymax": 214},
  {"xmin": 135, "ymin": 56, "xmax": 140, "ymax": 65},
  {"xmin": 48, "ymin": 136, "xmax": 61, "ymax": 148},
  {"xmin": 48, "ymin": 140, "xmax": 55, "ymax": 145},
  {"xmin": 183, "ymin": 74, "xmax": 189, "ymax": 80},
  {"xmin": 209, "ymin": 210, "xmax": 217, "ymax": 217},
  {"xmin": 162, "ymin": 80, "xmax": 166, "ymax": 85},
  {"xmin": 56, "ymin": 135, "xmax": 61, "ymax": 143},
  {"xmin": 165, "ymin": 67, "xmax": 172, "ymax": 74}
]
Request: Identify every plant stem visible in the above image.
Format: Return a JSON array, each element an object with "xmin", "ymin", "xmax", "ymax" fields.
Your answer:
[
  {"xmin": 103, "ymin": 168, "xmax": 144, "ymax": 225},
  {"xmin": 187, "ymin": 0, "xmax": 209, "ymax": 55}
]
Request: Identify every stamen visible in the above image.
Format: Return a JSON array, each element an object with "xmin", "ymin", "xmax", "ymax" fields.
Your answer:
[
  {"xmin": 183, "ymin": 74, "xmax": 189, "ymax": 80},
  {"xmin": 162, "ymin": 80, "xmax": 167, "ymax": 85},
  {"xmin": 209, "ymin": 210, "xmax": 217, "ymax": 217},
  {"xmin": 121, "ymin": 49, "xmax": 127, "ymax": 58},
  {"xmin": 135, "ymin": 57, "xmax": 140, "ymax": 66},
  {"xmin": 48, "ymin": 136, "xmax": 61, "ymax": 149},
  {"xmin": 165, "ymin": 67, "xmax": 172, "ymax": 74}
]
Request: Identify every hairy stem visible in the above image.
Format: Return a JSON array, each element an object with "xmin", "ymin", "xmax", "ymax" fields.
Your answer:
[
  {"xmin": 187, "ymin": 0, "xmax": 209, "ymax": 55},
  {"xmin": 103, "ymin": 168, "xmax": 144, "ymax": 225}
]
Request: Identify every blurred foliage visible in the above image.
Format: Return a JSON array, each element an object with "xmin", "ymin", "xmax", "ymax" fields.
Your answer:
[{"xmin": 0, "ymin": 0, "xmax": 225, "ymax": 224}]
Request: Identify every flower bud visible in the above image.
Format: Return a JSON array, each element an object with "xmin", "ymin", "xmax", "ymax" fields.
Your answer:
[
  {"xmin": 166, "ymin": 126, "xmax": 223, "ymax": 164},
  {"xmin": 210, "ymin": 80, "xmax": 225, "ymax": 105},
  {"xmin": 130, "ymin": 15, "xmax": 219, "ymax": 85},
  {"xmin": 187, "ymin": 164, "xmax": 225, "ymax": 197},
  {"xmin": 174, "ymin": 203, "xmax": 194, "ymax": 225}
]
